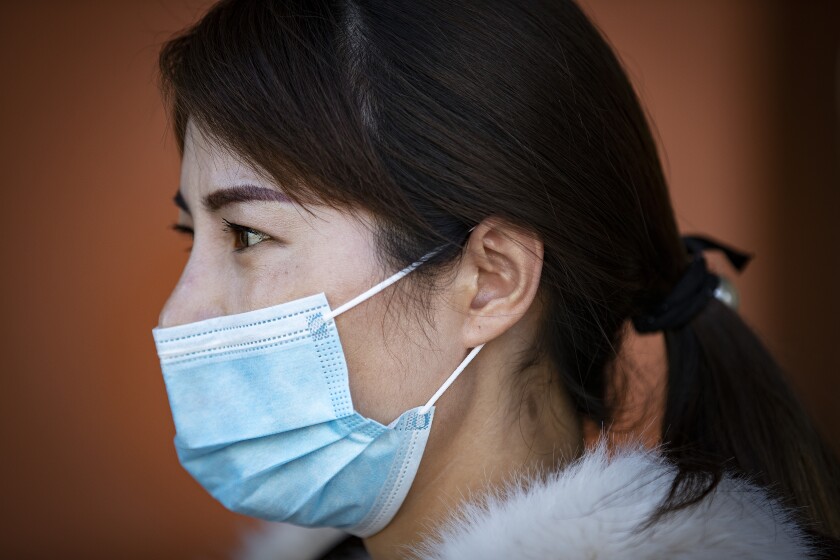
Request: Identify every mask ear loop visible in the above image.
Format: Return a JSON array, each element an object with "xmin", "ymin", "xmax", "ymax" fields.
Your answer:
[
  {"xmin": 322, "ymin": 253, "xmax": 434, "ymax": 321},
  {"xmin": 323, "ymin": 226, "xmax": 483, "ymax": 414},
  {"xmin": 418, "ymin": 343, "xmax": 484, "ymax": 415},
  {"xmin": 323, "ymin": 226, "xmax": 476, "ymax": 322}
]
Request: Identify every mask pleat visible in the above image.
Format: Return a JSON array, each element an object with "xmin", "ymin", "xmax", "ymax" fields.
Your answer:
[
  {"xmin": 163, "ymin": 340, "xmax": 348, "ymax": 448},
  {"xmin": 177, "ymin": 415, "xmax": 369, "ymax": 492},
  {"xmin": 267, "ymin": 407, "xmax": 431, "ymax": 534},
  {"xmin": 211, "ymin": 416, "xmax": 386, "ymax": 522},
  {"xmin": 287, "ymin": 424, "xmax": 405, "ymax": 529}
]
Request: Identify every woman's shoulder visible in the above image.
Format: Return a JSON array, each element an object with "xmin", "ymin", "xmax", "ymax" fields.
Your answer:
[{"xmin": 236, "ymin": 444, "xmax": 818, "ymax": 560}]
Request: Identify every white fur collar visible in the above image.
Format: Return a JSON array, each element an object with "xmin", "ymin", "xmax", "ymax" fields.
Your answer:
[{"xmin": 237, "ymin": 444, "xmax": 815, "ymax": 559}]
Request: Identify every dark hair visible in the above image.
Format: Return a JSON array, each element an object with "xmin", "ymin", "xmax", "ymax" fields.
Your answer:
[{"xmin": 158, "ymin": 0, "xmax": 840, "ymax": 538}]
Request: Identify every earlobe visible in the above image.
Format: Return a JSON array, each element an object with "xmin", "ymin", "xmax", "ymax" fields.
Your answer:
[{"xmin": 459, "ymin": 218, "xmax": 544, "ymax": 348}]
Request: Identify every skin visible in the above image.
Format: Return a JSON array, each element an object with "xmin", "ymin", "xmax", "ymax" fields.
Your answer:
[{"xmin": 159, "ymin": 120, "xmax": 581, "ymax": 559}]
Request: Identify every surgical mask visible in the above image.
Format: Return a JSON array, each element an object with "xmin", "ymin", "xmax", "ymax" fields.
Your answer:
[{"xmin": 151, "ymin": 255, "xmax": 483, "ymax": 537}]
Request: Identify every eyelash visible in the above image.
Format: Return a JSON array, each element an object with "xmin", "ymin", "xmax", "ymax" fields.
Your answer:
[
  {"xmin": 222, "ymin": 219, "xmax": 272, "ymax": 252},
  {"xmin": 170, "ymin": 222, "xmax": 273, "ymax": 252}
]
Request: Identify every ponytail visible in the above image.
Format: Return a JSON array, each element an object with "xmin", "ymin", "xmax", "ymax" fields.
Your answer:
[
  {"xmin": 660, "ymin": 297, "xmax": 840, "ymax": 538},
  {"xmin": 619, "ymin": 235, "xmax": 840, "ymax": 537}
]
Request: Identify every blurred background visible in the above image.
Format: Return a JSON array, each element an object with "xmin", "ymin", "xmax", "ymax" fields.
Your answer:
[{"xmin": 0, "ymin": 0, "xmax": 837, "ymax": 558}]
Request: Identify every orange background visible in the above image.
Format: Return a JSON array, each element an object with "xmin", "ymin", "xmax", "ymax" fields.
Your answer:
[{"xmin": 1, "ymin": 1, "xmax": 837, "ymax": 558}]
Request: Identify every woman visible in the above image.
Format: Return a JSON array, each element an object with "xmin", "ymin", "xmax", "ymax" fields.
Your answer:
[{"xmin": 152, "ymin": 0, "xmax": 840, "ymax": 558}]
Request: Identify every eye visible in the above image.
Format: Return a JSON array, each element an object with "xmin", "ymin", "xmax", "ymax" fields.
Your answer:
[
  {"xmin": 222, "ymin": 219, "xmax": 272, "ymax": 251},
  {"xmin": 172, "ymin": 224, "xmax": 194, "ymax": 235},
  {"xmin": 171, "ymin": 223, "xmax": 194, "ymax": 252}
]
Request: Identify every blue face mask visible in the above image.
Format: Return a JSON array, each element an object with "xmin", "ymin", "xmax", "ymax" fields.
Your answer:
[{"xmin": 151, "ymin": 255, "xmax": 484, "ymax": 537}]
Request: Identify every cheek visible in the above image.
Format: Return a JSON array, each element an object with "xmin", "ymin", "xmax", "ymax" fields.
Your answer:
[
  {"xmin": 337, "ymin": 301, "xmax": 406, "ymax": 424},
  {"xmin": 337, "ymin": 293, "xmax": 457, "ymax": 425},
  {"xmin": 238, "ymin": 257, "xmax": 300, "ymax": 309},
  {"xmin": 231, "ymin": 243, "xmax": 325, "ymax": 312}
]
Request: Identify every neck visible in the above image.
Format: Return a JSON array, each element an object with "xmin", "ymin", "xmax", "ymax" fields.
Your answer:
[{"xmin": 363, "ymin": 343, "xmax": 581, "ymax": 559}]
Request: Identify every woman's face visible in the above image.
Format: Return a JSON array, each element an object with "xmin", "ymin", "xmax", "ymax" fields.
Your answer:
[{"xmin": 158, "ymin": 121, "xmax": 469, "ymax": 425}]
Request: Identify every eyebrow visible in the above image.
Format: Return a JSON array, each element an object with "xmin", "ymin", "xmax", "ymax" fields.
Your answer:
[{"xmin": 203, "ymin": 184, "xmax": 292, "ymax": 212}]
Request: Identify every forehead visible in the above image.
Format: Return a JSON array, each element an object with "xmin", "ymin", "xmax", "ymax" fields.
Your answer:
[{"xmin": 180, "ymin": 120, "xmax": 269, "ymax": 197}]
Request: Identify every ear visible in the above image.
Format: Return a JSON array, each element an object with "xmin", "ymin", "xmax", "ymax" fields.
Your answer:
[{"xmin": 455, "ymin": 217, "xmax": 544, "ymax": 348}]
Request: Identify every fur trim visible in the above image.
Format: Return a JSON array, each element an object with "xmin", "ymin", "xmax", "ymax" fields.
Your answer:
[
  {"xmin": 415, "ymin": 443, "xmax": 814, "ymax": 559},
  {"xmin": 238, "ymin": 444, "xmax": 815, "ymax": 559}
]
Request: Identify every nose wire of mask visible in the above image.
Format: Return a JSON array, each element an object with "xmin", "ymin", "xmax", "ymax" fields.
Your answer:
[{"xmin": 152, "ymin": 239, "xmax": 485, "ymax": 536}]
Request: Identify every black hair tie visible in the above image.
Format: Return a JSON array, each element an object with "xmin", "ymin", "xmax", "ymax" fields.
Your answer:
[{"xmin": 632, "ymin": 235, "xmax": 753, "ymax": 333}]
